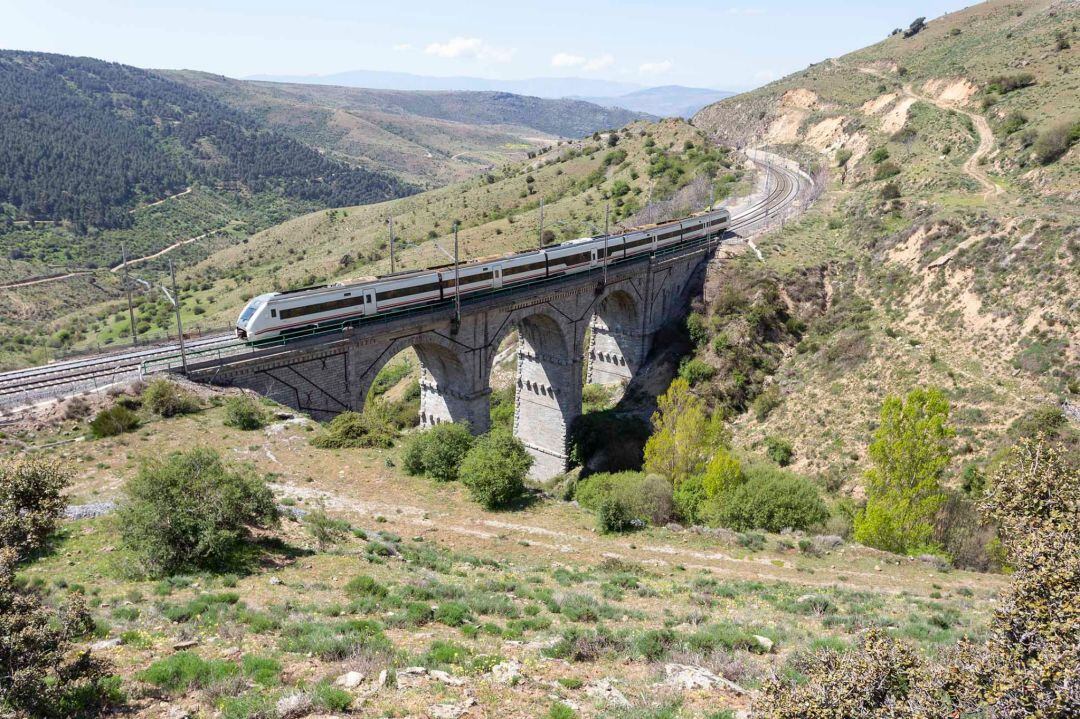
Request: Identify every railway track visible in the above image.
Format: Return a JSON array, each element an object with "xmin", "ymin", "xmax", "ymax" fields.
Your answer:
[{"xmin": 0, "ymin": 150, "xmax": 811, "ymax": 414}]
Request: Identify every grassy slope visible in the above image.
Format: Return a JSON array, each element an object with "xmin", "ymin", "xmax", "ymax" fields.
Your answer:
[
  {"xmin": 32, "ymin": 119, "xmax": 746, "ymax": 363},
  {"xmin": 690, "ymin": 0, "xmax": 1079, "ymax": 484},
  {"xmin": 12, "ymin": 400, "xmax": 1005, "ymax": 718}
]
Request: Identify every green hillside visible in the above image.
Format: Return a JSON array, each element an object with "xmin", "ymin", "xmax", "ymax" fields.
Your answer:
[{"xmin": 689, "ymin": 0, "xmax": 1078, "ymax": 486}]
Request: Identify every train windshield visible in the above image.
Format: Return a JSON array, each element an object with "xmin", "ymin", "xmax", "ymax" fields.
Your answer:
[{"xmin": 238, "ymin": 303, "xmax": 258, "ymax": 324}]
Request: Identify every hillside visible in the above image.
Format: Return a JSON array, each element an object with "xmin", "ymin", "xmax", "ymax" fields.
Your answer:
[
  {"xmin": 0, "ymin": 51, "xmax": 411, "ymax": 240},
  {"xmin": 688, "ymin": 0, "xmax": 1078, "ymax": 487},
  {"xmin": 164, "ymin": 72, "xmax": 651, "ymax": 186}
]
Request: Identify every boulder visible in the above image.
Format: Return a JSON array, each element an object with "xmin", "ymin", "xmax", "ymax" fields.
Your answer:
[
  {"xmin": 585, "ymin": 679, "xmax": 631, "ymax": 708},
  {"xmin": 334, "ymin": 671, "xmax": 365, "ymax": 689},
  {"xmin": 490, "ymin": 659, "xmax": 522, "ymax": 684}
]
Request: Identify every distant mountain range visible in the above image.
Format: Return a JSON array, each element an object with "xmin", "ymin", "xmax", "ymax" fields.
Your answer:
[
  {"xmin": 246, "ymin": 69, "xmax": 733, "ymax": 117},
  {"xmin": 575, "ymin": 85, "xmax": 736, "ymax": 118}
]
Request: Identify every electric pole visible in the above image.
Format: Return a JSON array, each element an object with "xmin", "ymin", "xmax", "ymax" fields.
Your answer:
[
  {"xmin": 121, "ymin": 243, "xmax": 138, "ymax": 346},
  {"xmin": 388, "ymin": 216, "xmax": 395, "ymax": 274},
  {"xmin": 538, "ymin": 198, "xmax": 544, "ymax": 249},
  {"xmin": 453, "ymin": 223, "xmax": 461, "ymax": 323},
  {"xmin": 168, "ymin": 259, "xmax": 188, "ymax": 376},
  {"xmin": 604, "ymin": 203, "xmax": 610, "ymax": 236}
]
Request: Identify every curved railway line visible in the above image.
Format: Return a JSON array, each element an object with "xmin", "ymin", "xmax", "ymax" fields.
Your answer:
[{"xmin": 0, "ymin": 152, "xmax": 809, "ymax": 414}]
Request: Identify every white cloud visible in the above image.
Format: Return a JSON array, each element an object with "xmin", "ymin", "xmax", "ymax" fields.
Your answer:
[
  {"xmin": 638, "ymin": 60, "xmax": 674, "ymax": 76},
  {"xmin": 551, "ymin": 52, "xmax": 585, "ymax": 68},
  {"xmin": 392, "ymin": 43, "xmax": 412, "ymax": 51},
  {"xmin": 583, "ymin": 53, "xmax": 615, "ymax": 72},
  {"xmin": 728, "ymin": 7, "xmax": 766, "ymax": 15},
  {"xmin": 424, "ymin": 36, "xmax": 515, "ymax": 63},
  {"xmin": 551, "ymin": 52, "xmax": 615, "ymax": 72}
]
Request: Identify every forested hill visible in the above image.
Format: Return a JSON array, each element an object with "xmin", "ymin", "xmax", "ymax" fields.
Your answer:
[{"xmin": 0, "ymin": 50, "xmax": 413, "ymax": 232}]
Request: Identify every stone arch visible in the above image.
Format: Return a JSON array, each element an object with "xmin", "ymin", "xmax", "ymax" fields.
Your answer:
[
  {"xmin": 587, "ymin": 288, "xmax": 643, "ymax": 385},
  {"xmin": 351, "ymin": 334, "xmax": 489, "ymax": 431},
  {"xmin": 485, "ymin": 309, "xmax": 583, "ymax": 480}
]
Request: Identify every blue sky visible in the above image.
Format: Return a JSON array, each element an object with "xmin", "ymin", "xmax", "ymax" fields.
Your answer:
[{"xmin": 3, "ymin": 1, "xmax": 973, "ymax": 90}]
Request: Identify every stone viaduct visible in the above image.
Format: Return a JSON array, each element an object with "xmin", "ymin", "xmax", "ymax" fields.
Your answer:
[{"xmin": 185, "ymin": 245, "xmax": 713, "ymax": 479}]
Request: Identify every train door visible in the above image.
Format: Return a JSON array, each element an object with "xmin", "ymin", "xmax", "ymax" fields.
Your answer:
[
  {"xmin": 493, "ymin": 266, "xmax": 503, "ymax": 289},
  {"xmin": 364, "ymin": 289, "xmax": 376, "ymax": 315},
  {"xmin": 590, "ymin": 248, "xmax": 598, "ymax": 267}
]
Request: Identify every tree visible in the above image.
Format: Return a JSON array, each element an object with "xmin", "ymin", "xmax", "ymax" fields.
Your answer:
[
  {"xmin": 459, "ymin": 429, "xmax": 533, "ymax": 509},
  {"xmin": 0, "ymin": 456, "xmax": 70, "ymax": 562},
  {"xmin": 643, "ymin": 378, "xmax": 721, "ymax": 487},
  {"xmin": 854, "ymin": 388, "xmax": 952, "ymax": 554},
  {"xmin": 118, "ymin": 448, "xmax": 279, "ymax": 574},
  {"xmin": 400, "ymin": 422, "xmax": 475, "ymax": 482}
]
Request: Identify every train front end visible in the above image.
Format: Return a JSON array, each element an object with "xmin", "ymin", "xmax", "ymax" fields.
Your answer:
[{"xmin": 235, "ymin": 293, "xmax": 277, "ymax": 341}]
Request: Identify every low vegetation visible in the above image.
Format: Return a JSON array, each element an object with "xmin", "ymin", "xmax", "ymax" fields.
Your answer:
[
  {"xmin": 460, "ymin": 429, "xmax": 533, "ymax": 509},
  {"xmin": 117, "ymin": 448, "xmax": 279, "ymax": 575}
]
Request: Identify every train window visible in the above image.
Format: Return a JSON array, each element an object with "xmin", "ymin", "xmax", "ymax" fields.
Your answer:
[
  {"xmin": 504, "ymin": 260, "xmax": 546, "ymax": 275},
  {"xmin": 377, "ymin": 281, "xmax": 441, "ymax": 300},
  {"xmin": 279, "ymin": 294, "xmax": 366, "ymax": 320},
  {"xmin": 271, "ymin": 309, "xmax": 277, "ymax": 317}
]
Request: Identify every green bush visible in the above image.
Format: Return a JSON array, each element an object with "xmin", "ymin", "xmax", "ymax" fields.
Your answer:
[
  {"xmin": 873, "ymin": 161, "xmax": 900, "ymax": 180},
  {"xmin": 459, "ymin": 430, "xmax": 533, "ymax": 509},
  {"xmin": 705, "ymin": 464, "xmax": 829, "ymax": 532},
  {"xmin": 1033, "ymin": 118, "xmax": 1080, "ymax": 164},
  {"xmin": 0, "ymin": 455, "xmax": 70, "ymax": 562},
  {"xmin": 117, "ymin": 448, "xmax": 279, "ymax": 574},
  {"xmin": 869, "ymin": 147, "xmax": 890, "ymax": 164},
  {"xmin": 575, "ymin": 472, "xmax": 675, "ymax": 530},
  {"xmin": 311, "ymin": 407, "xmax": 397, "ymax": 449},
  {"xmin": 344, "ymin": 575, "xmax": 387, "ymax": 599},
  {"xmin": 435, "ymin": 601, "xmax": 473, "ymax": 627},
  {"xmin": 751, "ymin": 385, "xmax": 782, "ymax": 421},
  {"xmin": 140, "ymin": 651, "xmax": 237, "ymax": 692},
  {"xmin": 400, "ymin": 423, "xmax": 474, "ymax": 481},
  {"xmin": 764, "ymin": 436, "xmax": 794, "ymax": 467},
  {"xmin": 89, "ymin": 404, "xmax": 139, "ymax": 438},
  {"xmin": 678, "ymin": 357, "xmax": 716, "ymax": 386},
  {"xmin": 278, "ymin": 619, "xmax": 391, "ymax": 660},
  {"xmin": 223, "ymin": 396, "xmax": 269, "ymax": 431},
  {"xmin": 141, "ymin": 379, "xmax": 200, "ymax": 417},
  {"xmin": 303, "ymin": 507, "xmax": 350, "ymax": 550}
]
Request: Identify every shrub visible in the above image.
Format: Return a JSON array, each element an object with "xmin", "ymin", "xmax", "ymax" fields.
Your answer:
[
  {"xmin": 986, "ymin": 72, "xmax": 1035, "ymax": 94},
  {"xmin": 303, "ymin": 507, "xmax": 350, "ymax": 550},
  {"xmin": 1033, "ymin": 119, "xmax": 1080, "ymax": 164},
  {"xmin": 869, "ymin": 147, "xmax": 890, "ymax": 164},
  {"xmin": 140, "ymin": 651, "xmax": 237, "ymax": 693},
  {"xmin": 0, "ymin": 456, "xmax": 70, "ymax": 562},
  {"xmin": 705, "ymin": 464, "xmax": 829, "ymax": 532},
  {"xmin": 1000, "ymin": 111, "xmax": 1028, "ymax": 135},
  {"xmin": 686, "ymin": 312, "xmax": 709, "ymax": 346},
  {"xmin": 873, "ymin": 161, "xmax": 900, "ymax": 180},
  {"xmin": 435, "ymin": 601, "xmax": 473, "ymax": 627},
  {"xmin": 400, "ymin": 423, "xmax": 474, "ymax": 481},
  {"xmin": 880, "ymin": 182, "xmax": 901, "ymax": 200},
  {"xmin": 311, "ymin": 407, "xmax": 396, "ymax": 449},
  {"xmin": 835, "ymin": 148, "xmax": 852, "ymax": 167},
  {"xmin": 141, "ymin": 379, "xmax": 200, "ymax": 417},
  {"xmin": 751, "ymin": 385, "xmax": 782, "ymax": 421},
  {"xmin": 575, "ymin": 472, "xmax": 675, "ymax": 530},
  {"xmin": 278, "ymin": 619, "xmax": 391, "ymax": 660},
  {"xmin": 678, "ymin": 357, "xmax": 716, "ymax": 386},
  {"xmin": 459, "ymin": 430, "xmax": 532, "ymax": 509},
  {"xmin": 89, "ymin": 404, "xmax": 139, "ymax": 438},
  {"xmin": 117, "ymin": 448, "xmax": 279, "ymax": 574},
  {"xmin": 223, "ymin": 396, "xmax": 269, "ymax": 430},
  {"xmin": 344, "ymin": 575, "xmax": 387, "ymax": 599},
  {"xmin": 1, "ymin": 485, "xmax": 119, "ymax": 717},
  {"xmin": 764, "ymin": 436, "xmax": 794, "ymax": 467}
]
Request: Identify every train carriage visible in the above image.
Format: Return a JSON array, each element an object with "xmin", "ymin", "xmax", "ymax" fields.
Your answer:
[{"xmin": 236, "ymin": 207, "xmax": 730, "ymax": 342}]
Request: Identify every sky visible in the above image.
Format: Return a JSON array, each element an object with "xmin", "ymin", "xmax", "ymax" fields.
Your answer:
[{"xmin": 2, "ymin": 0, "xmax": 975, "ymax": 91}]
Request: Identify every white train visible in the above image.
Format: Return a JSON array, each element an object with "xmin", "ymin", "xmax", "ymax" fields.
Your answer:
[{"xmin": 236, "ymin": 207, "xmax": 730, "ymax": 342}]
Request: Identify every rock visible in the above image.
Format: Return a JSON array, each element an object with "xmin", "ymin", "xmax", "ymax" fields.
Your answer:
[
  {"xmin": 585, "ymin": 679, "xmax": 631, "ymax": 708},
  {"xmin": 398, "ymin": 666, "xmax": 427, "ymax": 676},
  {"xmin": 276, "ymin": 693, "xmax": 314, "ymax": 719},
  {"xmin": 172, "ymin": 640, "xmax": 199, "ymax": 650},
  {"xmin": 377, "ymin": 669, "xmax": 389, "ymax": 688},
  {"xmin": 490, "ymin": 659, "xmax": 522, "ymax": 684},
  {"xmin": 665, "ymin": 522, "xmax": 684, "ymax": 532},
  {"xmin": 918, "ymin": 554, "xmax": 951, "ymax": 571},
  {"xmin": 752, "ymin": 635, "xmax": 774, "ymax": 653},
  {"xmin": 163, "ymin": 706, "xmax": 191, "ymax": 719},
  {"xmin": 429, "ymin": 669, "xmax": 465, "ymax": 686},
  {"xmin": 221, "ymin": 646, "xmax": 242, "ymax": 658},
  {"xmin": 90, "ymin": 638, "xmax": 122, "ymax": 651},
  {"xmin": 64, "ymin": 502, "xmax": 117, "ymax": 520},
  {"xmin": 269, "ymin": 577, "xmax": 283, "ymax": 585},
  {"xmin": 428, "ymin": 698, "xmax": 476, "ymax": 719},
  {"xmin": 813, "ymin": 534, "xmax": 844, "ymax": 550},
  {"xmin": 664, "ymin": 663, "xmax": 721, "ymax": 690},
  {"xmin": 335, "ymin": 671, "xmax": 365, "ymax": 689},
  {"xmin": 874, "ymin": 564, "xmax": 882, "ymax": 572}
]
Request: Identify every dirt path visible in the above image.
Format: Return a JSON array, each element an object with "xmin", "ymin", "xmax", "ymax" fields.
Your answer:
[
  {"xmin": 110, "ymin": 224, "xmax": 229, "ymax": 273},
  {"xmin": 857, "ymin": 67, "xmax": 1003, "ymax": 198},
  {"xmin": 128, "ymin": 186, "xmax": 192, "ymax": 213},
  {"xmin": 0, "ymin": 270, "xmax": 94, "ymax": 290},
  {"xmin": 901, "ymin": 84, "xmax": 1003, "ymax": 197}
]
